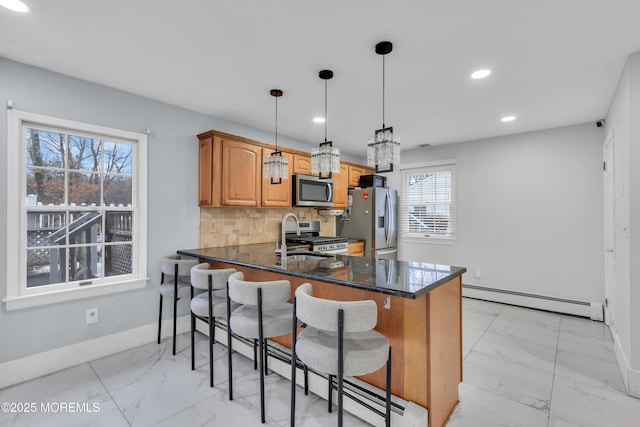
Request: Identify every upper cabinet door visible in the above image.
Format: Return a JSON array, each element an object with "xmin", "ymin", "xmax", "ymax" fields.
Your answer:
[
  {"xmin": 262, "ymin": 151, "xmax": 293, "ymax": 207},
  {"xmin": 293, "ymin": 154, "xmax": 313, "ymax": 175},
  {"xmin": 198, "ymin": 137, "xmax": 214, "ymax": 207},
  {"xmin": 332, "ymin": 163, "xmax": 349, "ymax": 209},
  {"xmin": 221, "ymin": 139, "xmax": 262, "ymax": 206}
]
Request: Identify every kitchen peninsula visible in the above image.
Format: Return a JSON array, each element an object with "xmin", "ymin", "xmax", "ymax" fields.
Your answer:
[{"xmin": 178, "ymin": 244, "xmax": 466, "ymax": 427}]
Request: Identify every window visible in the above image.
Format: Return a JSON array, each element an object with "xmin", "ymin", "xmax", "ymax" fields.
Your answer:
[
  {"xmin": 4, "ymin": 110, "xmax": 148, "ymax": 310},
  {"xmin": 399, "ymin": 161, "xmax": 456, "ymax": 241}
]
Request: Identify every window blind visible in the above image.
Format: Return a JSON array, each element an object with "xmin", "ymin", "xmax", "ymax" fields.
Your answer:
[{"xmin": 399, "ymin": 163, "xmax": 456, "ymax": 239}]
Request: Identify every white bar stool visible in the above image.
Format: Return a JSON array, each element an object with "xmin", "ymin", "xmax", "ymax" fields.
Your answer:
[
  {"xmin": 227, "ymin": 271, "xmax": 294, "ymax": 424},
  {"xmin": 290, "ymin": 282, "xmax": 392, "ymax": 427},
  {"xmin": 157, "ymin": 255, "xmax": 199, "ymax": 355},
  {"xmin": 189, "ymin": 263, "xmax": 237, "ymax": 387}
]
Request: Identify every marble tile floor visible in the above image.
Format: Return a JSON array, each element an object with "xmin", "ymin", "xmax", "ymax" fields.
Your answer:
[
  {"xmin": 449, "ymin": 298, "xmax": 640, "ymax": 427},
  {"xmin": 1, "ymin": 298, "xmax": 639, "ymax": 427}
]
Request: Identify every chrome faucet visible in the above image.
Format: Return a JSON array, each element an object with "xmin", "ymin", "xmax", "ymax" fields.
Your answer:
[{"xmin": 281, "ymin": 212, "xmax": 300, "ymax": 258}]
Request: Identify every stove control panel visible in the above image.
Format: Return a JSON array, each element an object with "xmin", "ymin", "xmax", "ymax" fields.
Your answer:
[{"xmin": 314, "ymin": 241, "xmax": 349, "ymax": 252}]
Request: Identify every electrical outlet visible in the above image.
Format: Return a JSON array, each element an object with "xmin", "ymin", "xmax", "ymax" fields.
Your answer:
[
  {"xmin": 86, "ymin": 308, "xmax": 99, "ymax": 325},
  {"xmin": 383, "ymin": 296, "xmax": 391, "ymax": 309},
  {"xmin": 475, "ymin": 268, "xmax": 482, "ymax": 279}
]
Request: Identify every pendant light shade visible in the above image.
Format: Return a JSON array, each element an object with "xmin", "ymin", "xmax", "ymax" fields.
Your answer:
[
  {"xmin": 311, "ymin": 69, "xmax": 340, "ymax": 179},
  {"xmin": 263, "ymin": 89, "xmax": 289, "ymax": 184},
  {"xmin": 367, "ymin": 41, "xmax": 401, "ymax": 173}
]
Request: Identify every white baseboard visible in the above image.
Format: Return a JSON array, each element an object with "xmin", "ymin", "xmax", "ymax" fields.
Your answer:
[
  {"xmin": 0, "ymin": 315, "xmax": 191, "ymax": 390},
  {"xmin": 462, "ymin": 284, "xmax": 600, "ymax": 319},
  {"xmin": 610, "ymin": 326, "xmax": 640, "ymax": 398}
]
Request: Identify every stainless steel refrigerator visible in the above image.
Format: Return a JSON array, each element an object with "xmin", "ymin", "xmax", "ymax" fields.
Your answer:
[{"xmin": 337, "ymin": 187, "xmax": 398, "ymax": 260}]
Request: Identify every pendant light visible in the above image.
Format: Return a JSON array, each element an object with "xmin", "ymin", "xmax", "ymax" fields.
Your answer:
[
  {"xmin": 367, "ymin": 41, "xmax": 401, "ymax": 173},
  {"xmin": 311, "ymin": 69, "xmax": 340, "ymax": 179},
  {"xmin": 263, "ymin": 89, "xmax": 289, "ymax": 184}
]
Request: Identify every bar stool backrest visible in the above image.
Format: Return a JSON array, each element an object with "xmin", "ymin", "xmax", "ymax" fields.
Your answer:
[
  {"xmin": 190, "ymin": 263, "xmax": 236, "ymax": 290},
  {"xmin": 295, "ymin": 283, "xmax": 378, "ymax": 333},
  {"xmin": 228, "ymin": 271, "xmax": 290, "ymax": 305},
  {"xmin": 161, "ymin": 255, "xmax": 198, "ymax": 278}
]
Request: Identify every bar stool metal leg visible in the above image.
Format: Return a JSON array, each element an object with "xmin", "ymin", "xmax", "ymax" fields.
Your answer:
[
  {"xmin": 337, "ymin": 309, "xmax": 344, "ymax": 427},
  {"xmin": 157, "ymin": 269, "xmax": 166, "ymax": 345},
  {"xmin": 253, "ymin": 340, "xmax": 258, "ymax": 370},
  {"xmin": 172, "ymin": 264, "xmax": 179, "ymax": 355},
  {"xmin": 190, "ymin": 309, "xmax": 196, "ymax": 370},
  {"xmin": 157, "ymin": 294, "xmax": 163, "ymax": 344},
  {"xmin": 290, "ymin": 296, "xmax": 298, "ymax": 427},
  {"xmin": 208, "ymin": 279, "xmax": 215, "ymax": 387},
  {"xmin": 386, "ymin": 347, "xmax": 392, "ymax": 427},
  {"xmin": 257, "ymin": 288, "xmax": 266, "ymax": 423},
  {"xmin": 227, "ymin": 289, "xmax": 234, "ymax": 401},
  {"xmin": 328, "ymin": 375, "xmax": 333, "ymax": 413},
  {"xmin": 264, "ymin": 339, "xmax": 269, "ymax": 376}
]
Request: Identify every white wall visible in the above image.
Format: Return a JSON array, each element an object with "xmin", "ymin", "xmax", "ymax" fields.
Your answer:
[
  {"xmin": 388, "ymin": 123, "xmax": 605, "ymax": 303},
  {"xmin": 605, "ymin": 51, "xmax": 640, "ymax": 396}
]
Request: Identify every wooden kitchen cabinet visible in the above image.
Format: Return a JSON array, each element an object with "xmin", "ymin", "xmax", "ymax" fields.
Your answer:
[
  {"xmin": 348, "ymin": 164, "xmax": 374, "ymax": 187},
  {"xmin": 262, "ymin": 151, "xmax": 293, "ymax": 207},
  {"xmin": 221, "ymin": 138, "xmax": 263, "ymax": 206},
  {"xmin": 198, "ymin": 137, "xmax": 216, "ymax": 207},
  {"xmin": 198, "ymin": 131, "xmax": 265, "ymax": 207},
  {"xmin": 198, "ymin": 130, "xmax": 374, "ymax": 208},
  {"xmin": 348, "ymin": 240, "xmax": 364, "ymax": 256},
  {"xmin": 293, "ymin": 154, "xmax": 313, "ymax": 175},
  {"xmin": 198, "ymin": 130, "xmax": 293, "ymax": 208},
  {"xmin": 332, "ymin": 162, "xmax": 349, "ymax": 209}
]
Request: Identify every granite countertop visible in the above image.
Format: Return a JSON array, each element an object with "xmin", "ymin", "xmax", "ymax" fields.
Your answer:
[{"xmin": 177, "ymin": 243, "xmax": 466, "ymax": 299}]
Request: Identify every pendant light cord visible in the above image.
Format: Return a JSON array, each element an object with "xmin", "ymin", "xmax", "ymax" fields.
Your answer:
[
  {"xmin": 275, "ymin": 95, "xmax": 278, "ymax": 150},
  {"xmin": 382, "ymin": 54, "xmax": 386, "ymax": 128},
  {"xmin": 324, "ymin": 79, "xmax": 328, "ymax": 142}
]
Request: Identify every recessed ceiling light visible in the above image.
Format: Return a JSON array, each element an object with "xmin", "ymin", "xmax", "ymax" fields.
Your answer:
[
  {"xmin": 313, "ymin": 117, "xmax": 325, "ymax": 123},
  {"xmin": 501, "ymin": 115, "xmax": 516, "ymax": 122},
  {"xmin": 0, "ymin": 0, "xmax": 29, "ymax": 12},
  {"xmin": 471, "ymin": 69, "xmax": 491, "ymax": 79}
]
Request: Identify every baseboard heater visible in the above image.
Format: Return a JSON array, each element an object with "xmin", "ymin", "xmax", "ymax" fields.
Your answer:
[{"xmin": 462, "ymin": 283, "xmax": 604, "ymax": 321}]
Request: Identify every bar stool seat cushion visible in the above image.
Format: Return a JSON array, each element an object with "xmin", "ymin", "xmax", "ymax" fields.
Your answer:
[
  {"xmin": 296, "ymin": 327, "xmax": 389, "ymax": 377},
  {"xmin": 229, "ymin": 302, "xmax": 293, "ymax": 339},
  {"xmin": 190, "ymin": 290, "xmax": 231, "ymax": 318}
]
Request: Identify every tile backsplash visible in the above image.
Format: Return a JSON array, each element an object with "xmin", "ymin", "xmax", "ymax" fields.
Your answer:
[{"xmin": 199, "ymin": 208, "xmax": 335, "ymax": 248}]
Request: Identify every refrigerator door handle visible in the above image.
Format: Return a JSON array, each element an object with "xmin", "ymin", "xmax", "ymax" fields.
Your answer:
[
  {"xmin": 376, "ymin": 248, "xmax": 397, "ymax": 255},
  {"xmin": 384, "ymin": 191, "xmax": 391, "ymax": 246},
  {"xmin": 390, "ymin": 192, "xmax": 396, "ymax": 242}
]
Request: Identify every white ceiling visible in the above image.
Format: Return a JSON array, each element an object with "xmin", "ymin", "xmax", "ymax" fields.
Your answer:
[{"xmin": 1, "ymin": 0, "xmax": 640, "ymax": 156}]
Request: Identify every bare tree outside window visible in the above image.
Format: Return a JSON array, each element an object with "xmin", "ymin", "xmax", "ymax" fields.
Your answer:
[{"xmin": 24, "ymin": 127, "xmax": 134, "ymax": 288}]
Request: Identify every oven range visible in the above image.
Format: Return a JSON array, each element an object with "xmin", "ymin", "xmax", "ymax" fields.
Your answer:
[{"xmin": 284, "ymin": 220, "xmax": 348, "ymax": 254}]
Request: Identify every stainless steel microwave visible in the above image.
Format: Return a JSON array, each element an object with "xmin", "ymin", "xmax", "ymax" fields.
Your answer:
[{"xmin": 292, "ymin": 174, "xmax": 333, "ymax": 207}]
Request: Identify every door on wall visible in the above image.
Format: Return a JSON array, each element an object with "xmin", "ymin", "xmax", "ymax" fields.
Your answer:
[{"xmin": 603, "ymin": 132, "xmax": 616, "ymax": 326}]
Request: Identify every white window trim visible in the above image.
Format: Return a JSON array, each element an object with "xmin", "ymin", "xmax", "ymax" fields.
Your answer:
[
  {"xmin": 4, "ymin": 109, "xmax": 148, "ymax": 310},
  {"xmin": 399, "ymin": 159, "xmax": 457, "ymax": 243}
]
